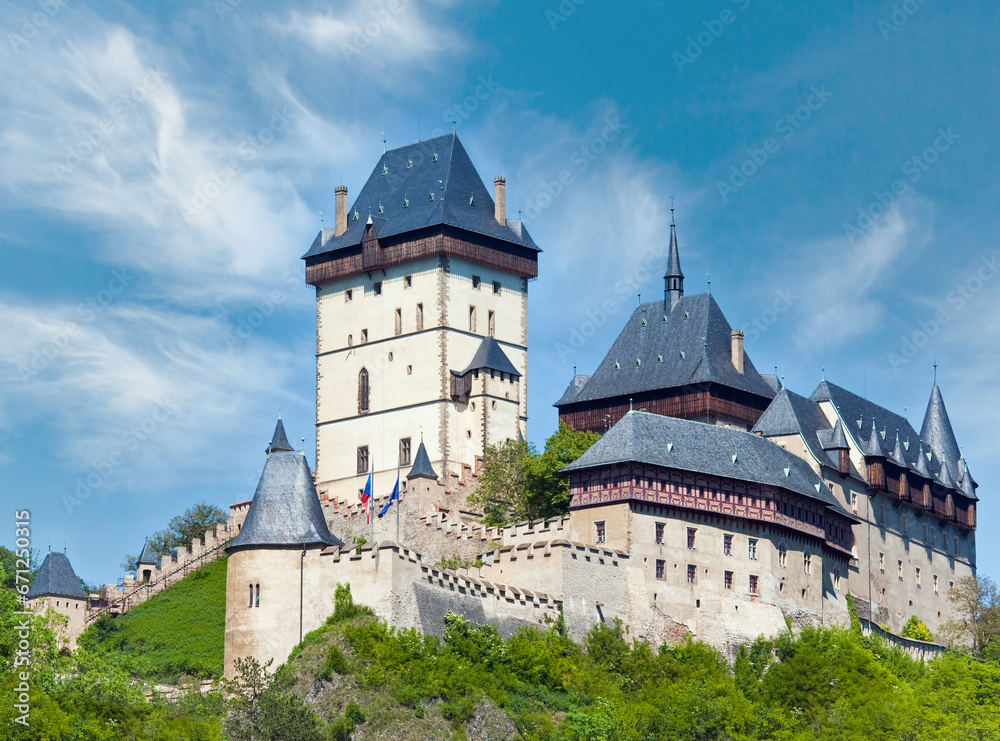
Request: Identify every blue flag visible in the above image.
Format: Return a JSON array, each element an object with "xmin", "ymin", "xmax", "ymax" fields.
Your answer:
[{"xmin": 378, "ymin": 472, "xmax": 400, "ymax": 518}]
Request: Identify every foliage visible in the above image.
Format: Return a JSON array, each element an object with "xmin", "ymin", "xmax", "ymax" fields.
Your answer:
[
  {"xmin": 78, "ymin": 555, "xmax": 228, "ymax": 681},
  {"xmin": 940, "ymin": 575, "xmax": 1000, "ymax": 658},
  {"xmin": 436, "ymin": 554, "xmax": 478, "ymax": 571},
  {"xmin": 147, "ymin": 501, "xmax": 227, "ymax": 561},
  {"xmin": 901, "ymin": 614, "xmax": 933, "ymax": 642},
  {"xmin": 224, "ymin": 656, "xmax": 323, "ymax": 741},
  {"xmin": 470, "ymin": 424, "xmax": 600, "ymax": 526}
]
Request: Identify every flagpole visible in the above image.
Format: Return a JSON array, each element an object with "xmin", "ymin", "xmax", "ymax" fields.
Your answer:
[
  {"xmin": 396, "ymin": 459, "xmax": 401, "ymax": 543},
  {"xmin": 371, "ymin": 454, "xmax": 376, "ymax": 544}
]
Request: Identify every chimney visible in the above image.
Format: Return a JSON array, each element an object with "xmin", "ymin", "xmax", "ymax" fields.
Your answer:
[
  {"xmin": 731, "ymin": 330, "xmax": 744, "ymax": 374},
  {"xmin": 494, "ymin": 176, "xmax": 506, "ymax": 227},
  {"xmin": 334, "ymin": 185, "xmax": 348, "ymax": 236}
]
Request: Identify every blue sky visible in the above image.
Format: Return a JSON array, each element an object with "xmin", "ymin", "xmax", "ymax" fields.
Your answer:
[{"xmin": 1, "ymin": 0, "xmax": 998, "ymax": 586}]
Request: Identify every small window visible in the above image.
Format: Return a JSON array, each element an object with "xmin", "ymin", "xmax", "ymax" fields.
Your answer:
[
  {"xmin": 595, "ymin": 521, "xmax": 606, "ymax": 544},
  {"xmin": 724, "ymin": 570, "xmax": 733, "ymax": 589},
  {"xmin": 357, "ymin": 445, "xmax": 369, "ymax": 474},
  {"xmin": 345, "ymin": 289, "xmax": 353, "ymax": 302},
  {"xmin": 416, "ymin": 304, "xmax": 424, "ymax": 331},
  {"xmin": 347, "ymin": 334, "xmax": 353, "ymax": 347},
  {"xmin": 687, "ymin": 528, "xmax": 696, "ymax": 550},
  {"xmin": 851, "ymin": 491, "xmax": 858, "ymax": 514},
  {"xmin": 655, "ymin": 522, "xmax": 664, "ymax": 545},
  {"xmin": 399, "ymin": 438, "xmax": 411, "ymax": 466},
  {"xmin": 655, "ymin": 559, "xmax": 664, "ymax": 580},
  {"xmin": 255, "ymin": 583, "xmax": 260, "ymax": 608},
  {"xmin": 488, "ymin": 310, "xmax": 495, "ymax": 336},
  {"xmin": 879, "ymin": 552, "xmax": 885, "ymax": 573},
  {"xmin": 404, "ymin": 275, "xmax": 412, "ymax": 289},
  {"xmin": 778, "ymin": 545, "xmax": 787, "ymax": 568},
  {"xmin": 748, "ymin": 538, "xmax": 758, "ymax": 560},
  {"xmin": 472, "ymin": 275, "xmax": 481, "ymax": 289},
  {"xmin": 56, "ymin": 601, "xmax": 60, "ymax": 607},
  {"xmin": 687, "ymin": 564, "xmax": 696, "ymax": 584},
  {"xmin": 387, "ymin": 351, "xmax": 393, "ymax": 362},
  {"xmin": 916, "ymin": 567, "xmax": 922, "ymax": 588},
  {"xmin": 406, "ymin": 365, "xmax": 413, "ymax": 375},
  {"xmin": 361, "ymin": 329, "xmax": 368, "ymax": 344},
  {"xmin": 933, "ymin": 574, "xmax": 939, "ymax": 594},
  {"xmin": 898, "ymin": 560, "xmax": 904, "ymax": 581},
  {"xmin": 395, "ymin": 308, "xmax": 402, "ymax": 336},
  {"xmin": 724, "ymin": 534, "xmax": 733, "ymax": 556},
  {"xmin": 249, "ymin": 584, "xmax": 253, "ymax": 608},
  {"xmin": 358, "ymin": 368, "xmax": 370, "ymax": 413},
  {"xmin": 804, "ymin": 552, "xmax": 812, "ymax": 575},
  {"xmin": 493, "ymin": 280, "xmax": 501, "ymax": 294},
  {"xmin": 373, "ymin": 281, "xmax": 382, "ymax": 295},
  {"xmin": 749, "ymin": 575, "xmax": 759, "ymax": 595},
  {"xmin": 469, "ymin": 306, "xmax": 477, "ymax": 333}
]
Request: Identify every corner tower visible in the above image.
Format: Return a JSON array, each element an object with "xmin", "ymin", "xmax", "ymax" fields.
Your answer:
[{"xmin": 303, "ymin": 134, "xmax": 539, "ymax": 503}]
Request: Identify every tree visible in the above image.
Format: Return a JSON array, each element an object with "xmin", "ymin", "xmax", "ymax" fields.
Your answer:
[
  {"xmin": 468, "ymin": 439, "xmax": 531, "ymax": 526},
  {"xmin": 900, "ymin": 615, "xmax": 933, "ymax": 642},
  {"xmin": 524, "ymin": 423, "xmax": 600, "ymax": 520},
  {"xmin": 148, "ymin": 501, "xmax": 227, "ymax": 560},
  {"xmin": 223, "ymin": 656, "xmax": 322, "ymax": 741},
  {"xmin": 940, "ymin": 575, "xmax": 1000, "ymax": 657}
]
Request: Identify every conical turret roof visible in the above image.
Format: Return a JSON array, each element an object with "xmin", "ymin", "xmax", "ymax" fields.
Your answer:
[
  {"xmin": 920, "ymin": 381, "xmax": 961, "ymax": 471},
  {"xmin": 664, "ymin": 221, "xmax": 683, "ymax": 281},
  {"xmin": 864, "ymin": 421, "xmax": 885, "ymax": 458},
  {"xmin": 26, "ymin": 552, "xmax": 87, "ymax": 600},
  {"xmin": 406, "ymin": 440, "xmax": 439, "ymax": 480},
  {"xmin": 137, "ymin": 541, "xmax": 157, "ymax": 566},
  {"xmin": 267, "ymin": 417, "xmax": 294, "ymax": 453}
]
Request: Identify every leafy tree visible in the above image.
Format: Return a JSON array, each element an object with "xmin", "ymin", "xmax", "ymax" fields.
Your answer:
[
  {"xmin": 468, "ymin": 438, "xmax": 531, "ymax": 525},
  {"xmin": 223, "ymin": 656, "xmax": 323, "ymax": 741},
  {"xmin": 940, "ymin": 575, "xmax": 1000, "ymax": 657},
  {"xmin": 148, "ymin": 501, "xmax": 227, "ymax": 560},
  {"xmin": 901, "ymin": 614, "xmax": 933, "ymax": 642},
  {"xmin": 120, "ymin": 552, "xmax": 139, "ymax": 573},
  {"xmin": 524, "ymin": 423, "xmax": 601, "ymax": 520}
]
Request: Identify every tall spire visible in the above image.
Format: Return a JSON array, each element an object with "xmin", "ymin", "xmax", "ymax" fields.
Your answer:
[
  {"xmin": 664, "ymin": 203, "xmax": 684, "ymax": 310},
  {"xmin": 920, "ymin": 378, "xmax": 960, "ymax": 472},
  {"xmin": 267, "ymin": 417, "xmax": 294, "ymax": 454}
]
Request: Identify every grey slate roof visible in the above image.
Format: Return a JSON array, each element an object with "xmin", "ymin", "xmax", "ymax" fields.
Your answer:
[
  {"xmin": 564, "ymin": 411, "xmax": 856, "ymax": 521},
  {"xmin": 457, "ymin": 335, "xmax": 520, "ymax": 377},
  {"xmin": 407, "ymin": 440, "xmax": 439, "ymax": 480},
  {"xmin": 26, "ymin": 552, "xmax": 88, "ymax": 600},
  {"xmin": 760, "ymin": 374, "xmax": 782, "ymax": 394},
  {"xmin": 137, "ymin": 541, "xmax": 157, "ymax": 566},
  {"xmin": 228, "ymin": 449, "xmax": 343, "ymax": 551},
  {"xmin": 555, "ymin": 375, "xmax": 592, "ymax": 406},
  {"xmin": 559, "ymin": 293, "xmax": 776, "ymax": 406},
  {"xmin": 303, "ymin": 134, "xmax": 538, "ymax": 260},
  {"xmin": 268, "ymin": 418, "xmax": 293, "ymax": 453},
  {"xmin": 751, "ymin": 388, "xmax": 856, "ymax": 475},
  {"xmin": 664, "ymin": 222, "xmax": 683, "ymax": 280},
  {"xmin": 920, "ymin": 381, "xmax": 961, "ymax": 473}
]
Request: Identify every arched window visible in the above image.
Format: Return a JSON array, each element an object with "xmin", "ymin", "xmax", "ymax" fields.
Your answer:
[
  {"xmin": 358, "ymin": 368, "xmax": 370, "ymax": 414},
  {"xmin": 255, "ymin": 583, "xmax": 260, "ymax": 608},
  {"xmin": 249, "ymin": 584, "xmax": 253, "ymax": 608}
]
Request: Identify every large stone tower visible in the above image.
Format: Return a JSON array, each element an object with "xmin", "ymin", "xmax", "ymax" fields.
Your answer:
[{"xmin": 303, "ymin": 134, "xmax": 540, "ymax": 503}]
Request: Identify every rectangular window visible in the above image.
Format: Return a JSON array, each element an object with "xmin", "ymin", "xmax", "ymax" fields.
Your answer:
[
  {"xmin": 345, "ymin": 289, "xmax": 352, "ymax": 302},
  {"xmin": 399, "ymin": 438, "xmax": 411, "ymax": 466},
  {"xmin": 933, "ymin": 574, "xmax": 939, "ymax": 595},
  {"xmin": 879, "ymin": 552, "xmax": 885, "ymax": 573},
  {"xmin": 687, "ymin": 528, "xmax": 696, "ymax": 550},
  {"xmin": 347, "ymin": 334, "xmax": 353, "ymax": 347},
  {"xmin": 804, "ymin": 552, "xmax": 812, "ymax": 575},
  {"xmin": 898, "ymin": 560, "xmax": 904, "ymax": 581},
  {"xmin": 724, "ymin": 570, "xmax": 733, "ymax": 590},
  {"xmin": 834, "ymin": 571, "xmax": 841, "ymax": 591},
  {"xmin": 655, "ymin": 559, "xmax": 664, "ymax": 580},
  {"xmin": 687, "ymin": 564, "xmax": 696, "ymax": 584},
  {"xmin": 357, "ymin": 446, "xmax": 369, "ymax": 475},
  {"xmin": 493, "ymin": 280, "xmax": 501, "ymax": 294},
  {"xmin": 724, "ymin": 534, "xmax": 733, "ymax": 556},
  {"xmin": 851, "ymin": 491, "xmax": 858, "ymax": 514},
  {"xmin": 778, "ymin": 545, "xmax": 787, "ymax": 568},
  {"xmin": 595, "ymin": 521, "xmax": 606, "ymax": 543},
  {"xmin": 655, "ymin": 522, "xmax": 664, "ymax": 545},
  {"xmin": 488, "ymin": 310, "xmax": 495, "ymax": 336},
  {"xmin": 361, "ymin": 328, "xmax": 368, "ymax": 343},
  {"xmin": 416, "ymin": 303, "xmax": 424, "ymax": 331},
  {"xmin": 748, "ymin": 538, "xmax": 758, "ymax": 560},
  {"xmin": 749, "ymin": 575, "xmax": 759, "ymax": 594},
  {"xmin": 373, "ymin": 281, "xmax": 382, "ymax": 295},
  {"xmin": 472, "ymin": 275, "xmax": 481, "ymax": 289},
  {"xmin": 395, "ymin": 308, "xmax": 402, "ymax": 336},
  {"xmin": 469, "ymin": 306, "xmax": 477, "ymax": 333},
  {"xmin": 916, "ymin": 567, "xmax": 922, "ymax": 588},
  {"xmin": 404, "ymin": 275, "xmax": 412, "ymax": 289}
]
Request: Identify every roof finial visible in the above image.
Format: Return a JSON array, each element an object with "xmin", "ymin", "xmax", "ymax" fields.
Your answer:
[
  {"xmin": 781, "ymin": 375, "xmax": 785, "ymax": 389},
  {"xmin": 319, "ymin": 210, "xmax": 323, "ymax": 227},
  {"xmin": 933, "ymin": 350, "xmax": 938, "ymax": 382},
  {"xmin": 637, "ymin": 285, "xmax": 641, "ymax": 306},
  {"xmin": 630, "ymin": 397, "xmax": 634, "ymax": 411},
  {"xmin": 573, "ymin": 359, "xmax": 577, "ymax": 375},
  {"xmin": 670, "ymin": 194, "xmax": 675, "ymax": 225},
  {"xmin": 822, "ymin": 366, "xmax": 825, "ymax": 380},
  {"xmin": 382, "ymin": 132, "xmax": 386, "ymax": 154},
  {"xmin": 707, "ymin": 272, "xmax": 711, "ymax": 295},
  {"xmin": 452, "ymin": 117, "xmax": 456, "ymax": 134},
  {"xmin": 278, "ymin": 406, "xmax": 281, "ymax": 420}
]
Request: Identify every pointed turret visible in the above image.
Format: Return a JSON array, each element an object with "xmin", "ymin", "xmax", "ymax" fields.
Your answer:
[
  {"xmin": 957, "ymin": 457, "xmax": 977, "ymax": 499},
  {"xmin": 406, "ymin": 440, "xmax": 439, "ymax": 481},
  {"xmin": 914, "ymin": 444, "xmax": 931, "ymax": 478},
  {"xmin": 889, "ymin": 432, "xmax": 909, "ymax": 468},
  {"xmin": 826, "ymin": 418, "xmax": 849, "ymax": 450},
  {"xmin": 920, "ymin": 380, "xmax": 961, "ymax": 473},
  {"xmin": 864, "ymin": 422, "xmax": 885, "ymax": 458},
  {"xmin": 26, "ymin": 552, "xmax": 87, "ymax": 601},
  {"xmin": 663, "ymin": 207, "xmax": 684, "ymax": 310},
  {"xmin": 267, "ymin": 417, "xmax": 294, "ymax": 454},
  {"xmin": 137, "ymin": 541, "xmax": 157, "ymax": 567},
  {"xmin": 936, "ymin": 458, "xmax": 956, "ymax": 490}
]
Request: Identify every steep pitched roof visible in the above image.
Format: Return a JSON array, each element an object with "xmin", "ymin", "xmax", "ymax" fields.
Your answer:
[
  {"xmin": 554, "ymin": 374, "xmax": 593, "ymax": 406},
  {"xmin": 561, "ymin": 293, "xmax": 776, "ymax": 406},
  {"xmin": 268, "ymin": 418, "xmax": 294, "ymax": 453},
  {"xmin": 563, "ymin": 411, "xmax": 856, "ymax": 520},
  {"xmin": 751, "ymin": 388, "xmax": 855, "ymax": 475},
  {"xmin": 26, "ymin": 552, "xmax": 87, "ymax": 600},
  {"xmin": 228, "ymin": 449, "xmax": 343, "ymax": 551},
  {"xmin": 457, "ymin": 335, "xmax": 520, "ymax": 377},
  {"xmin": 303, "ymin": 134, "xmax": 538, "ymax": 260},
  {"xmin": 920, "ymin": 381, "xmax": 961, "ymax": 473},
  {"xmin": 864, "ymin": 424, "xmax": 886, "ymax": 458},
  {"xmin": 137, "ymin": 541, "xmax": 157, "ymax": 566},
  {"xmin": 664, "ymin": 221, "xmax": 683, "ymax": 280},
  {"xmin": 406, "ymin": 440, "xmax": 439, "ymax": 480}
]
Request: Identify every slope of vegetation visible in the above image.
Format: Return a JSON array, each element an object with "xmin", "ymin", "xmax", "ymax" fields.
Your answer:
[{"xmin": 78, "ymin": 554, "xmax": 228, "ymax": 682}]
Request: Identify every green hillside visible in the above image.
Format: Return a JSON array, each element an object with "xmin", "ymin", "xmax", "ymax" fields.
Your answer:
[{"xmin": 78, "ymin": 554, "xmax": 228, "ymax": 682}]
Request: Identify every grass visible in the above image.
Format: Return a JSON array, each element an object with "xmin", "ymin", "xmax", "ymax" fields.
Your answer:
[{"xmin": 78, "ymin": 554, "xmax": 227, "ymax": 682}]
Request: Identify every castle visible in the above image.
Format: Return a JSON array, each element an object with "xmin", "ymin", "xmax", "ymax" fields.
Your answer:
[{"xmin": 25, "ymin": 133, "xmax": 978, "ymax": 673}]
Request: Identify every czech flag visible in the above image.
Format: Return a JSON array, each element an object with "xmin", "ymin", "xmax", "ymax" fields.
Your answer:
[
  {"xmin": 360, "ymin": 469, "xmax": 373, "ymax": 523},
  {"xmin": 378, "ymin": 472, "xmax": 400, "ymax": 518}
]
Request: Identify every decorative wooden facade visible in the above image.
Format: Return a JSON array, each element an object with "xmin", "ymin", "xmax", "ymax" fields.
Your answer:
[{"xmin": 866, "ymin": 457, "xmax": 975, "ymax": 532}]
